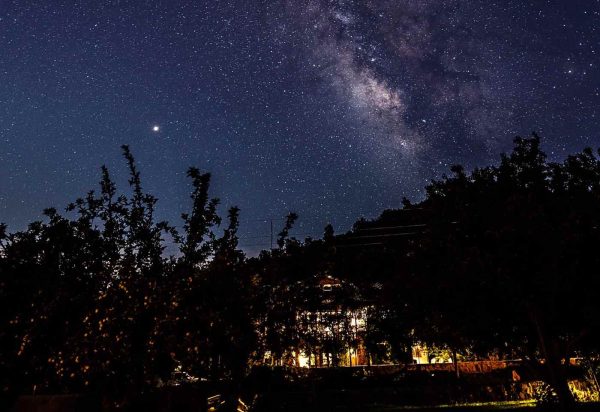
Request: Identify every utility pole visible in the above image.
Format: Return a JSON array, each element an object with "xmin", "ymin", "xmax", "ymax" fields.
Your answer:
[{"xmin": 270, "ymin": 219, "xmax": 273, "ymax": 250}]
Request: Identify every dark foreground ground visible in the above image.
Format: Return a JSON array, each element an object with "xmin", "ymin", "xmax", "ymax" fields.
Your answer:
[
  {"xmin": 248, "ymin": 364, "xmax": 598, "ymax": 412},
  {"xmin": 369, "ymin": 405, "xmax": 598, "ymax": 411},
  {"xmin": 372, "ymin": 406, "xmax": 595, "ymax": 411},
  {"xmin": 9, "ymin": 396, "xmax": 600, "ymax": 412},
  {"xmin": 9, "ymin": 363, "xmax": 600, "ymax": 412}
]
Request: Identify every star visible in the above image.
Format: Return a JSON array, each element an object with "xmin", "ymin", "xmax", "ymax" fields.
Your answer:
[{"xmin": 1, "ymin": 0, "xmax": 599, "ymax": 255}]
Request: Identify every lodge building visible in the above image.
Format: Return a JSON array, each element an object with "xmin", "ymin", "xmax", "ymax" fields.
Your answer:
[{"xmin": 261, "ymin": 274, "xmax": 450, "ymax": 368}]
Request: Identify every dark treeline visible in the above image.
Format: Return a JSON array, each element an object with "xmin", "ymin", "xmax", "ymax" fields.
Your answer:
[{"xmin": 1, "ymin": 136, "xmax": 600, "ymax": 409}]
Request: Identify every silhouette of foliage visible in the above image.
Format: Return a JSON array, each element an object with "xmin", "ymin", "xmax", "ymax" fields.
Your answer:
[
  {"xmin": 2, "ymin": 135, "xmax": 600, "ymax": 411},
  {"xmin": 0, "ymin": 146, "xmax": 248, "ymax": 408}
]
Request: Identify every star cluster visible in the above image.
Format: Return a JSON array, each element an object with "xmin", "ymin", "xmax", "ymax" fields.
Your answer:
[{"xmin": 1, "ymin": 0, "xmax": 599, "ymax": 252}]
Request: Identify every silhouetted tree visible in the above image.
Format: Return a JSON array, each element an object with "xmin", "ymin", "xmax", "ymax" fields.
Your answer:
[
  {"xmin": 0, "ymin": 145, "xmax": 252, "ymax": 410},
  {"xmin": 406, "ymin": 134, "xmax": 600, "ymax": 406}
]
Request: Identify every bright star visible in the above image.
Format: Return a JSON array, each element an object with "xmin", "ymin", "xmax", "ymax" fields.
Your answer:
[{"xmin": 152, "ymin": 125, "xmax": 160, "ymax": 132}]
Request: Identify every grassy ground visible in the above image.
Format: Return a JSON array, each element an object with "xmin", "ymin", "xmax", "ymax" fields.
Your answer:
[
  {"xmin": 368, "ymin": 400, "xmax": 536, "ymax": 410},
  {"xmin": 252, "ymin": 401, "xmax": 599, "ymax": 412},
  {"xmin": 247, "ymin": 365, "xmax": 600, "ymax": 412},
  {"xmin": 366, "ymin": 401, "xmax": 600, "ymax": 412}
]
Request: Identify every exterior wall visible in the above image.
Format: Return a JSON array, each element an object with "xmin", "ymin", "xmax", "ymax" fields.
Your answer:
[
  {"xmin": 295, "ymin": 307, "xmax": 368, "ymax": 367},
  {"xmin": 259, "ymin": 276, "xmax": 454, "ymax": 368},
  {"xmin": 412, "ymin": 344, "xmax": 429, "ymax": 364}
]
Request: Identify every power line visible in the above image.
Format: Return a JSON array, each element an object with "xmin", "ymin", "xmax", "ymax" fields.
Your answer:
[
  {"xmin": 236, "ymin": 208, "xmax": 428, "ymax": 253},
  {"xmin": 342, "ymin": 232, "xmax": 420, "ymax": 240},
  {"xmin": 238, "ymin": 243, "xmax": 271, "ymax": 248},
  {"xmin": 355, "ymin": 224, "xmax": 427, "ymax": 232},
  {"xmin": 336, "ymin": 242, "xmax": 384, "ymax": 248},
  {"xmin": 237, "ymin": 235, "xmax": 271, "ymax": 240}
]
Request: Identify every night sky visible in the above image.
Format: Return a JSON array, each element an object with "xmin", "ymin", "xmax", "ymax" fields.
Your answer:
[{"xmin": 1, "ymin": 1, "xmax": 599, "ymax": 253}]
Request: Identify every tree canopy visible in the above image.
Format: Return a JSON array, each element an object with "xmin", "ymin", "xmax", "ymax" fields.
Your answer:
[{"xmin": 2, "ymin": 135, "xmax": 599, "ymax": 409}]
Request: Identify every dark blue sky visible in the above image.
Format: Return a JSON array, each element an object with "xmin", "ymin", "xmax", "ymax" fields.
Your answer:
[{"xmin": 1, "ymin": 0, "xmax": 599, "ymax": 253}]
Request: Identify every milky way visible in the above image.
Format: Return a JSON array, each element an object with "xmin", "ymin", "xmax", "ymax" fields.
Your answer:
[{"xmin": 1, "ymin": 1, "xmax": 599, "ymax": 253}]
